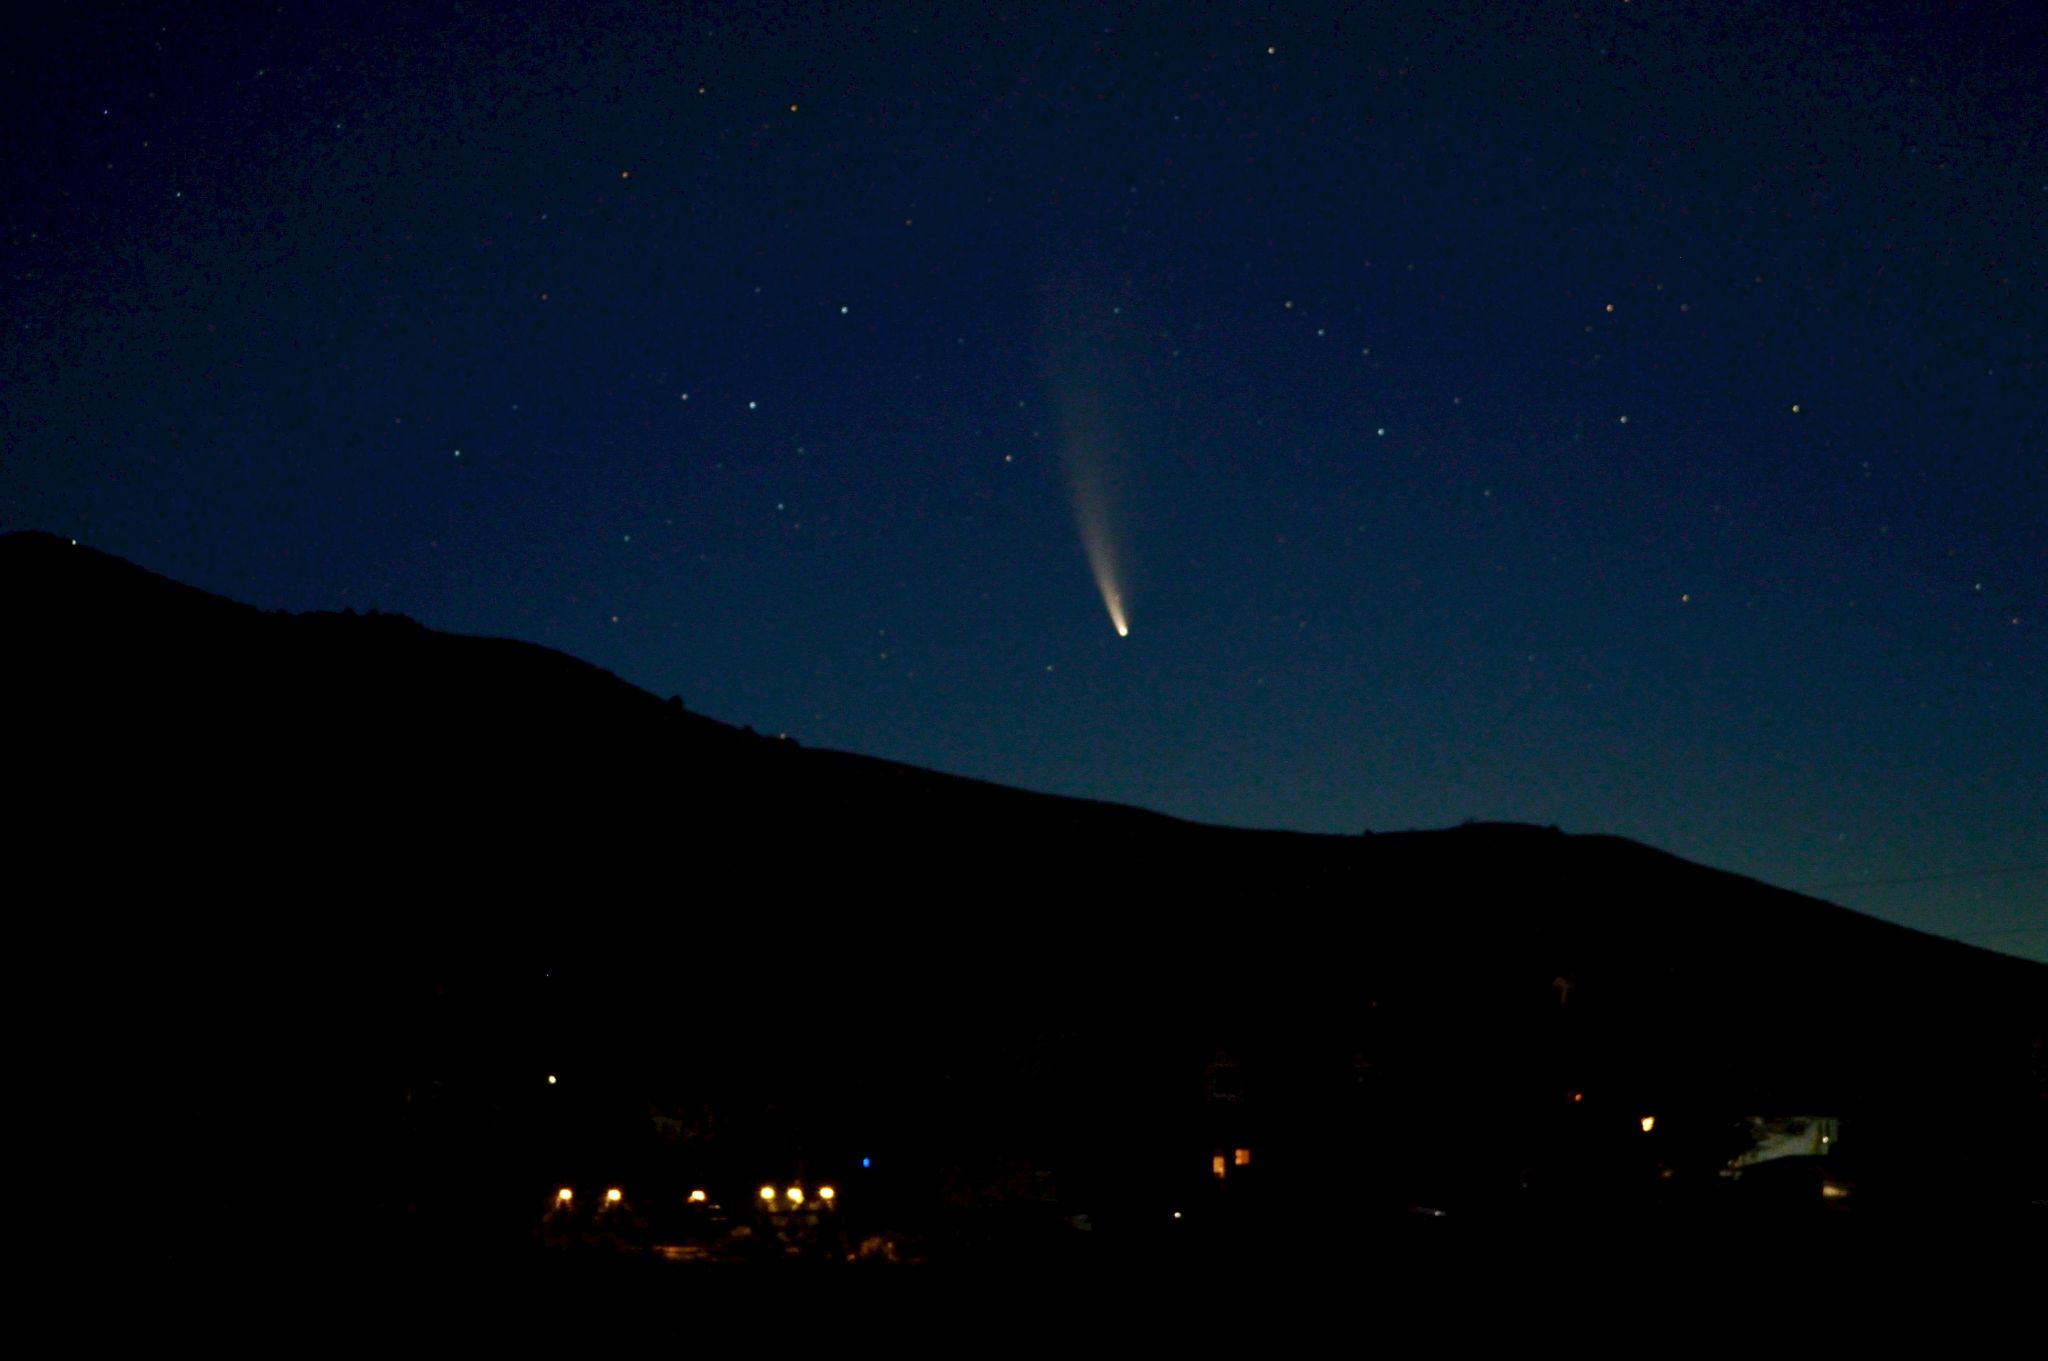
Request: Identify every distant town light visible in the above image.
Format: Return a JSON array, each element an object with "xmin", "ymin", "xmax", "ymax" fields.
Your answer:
[
  {"xmin": 605, "ymin": 1187, "xmax": 623, "ymax": 1203},
  {"xmin": 688, "ymin": 1189, "xmax": 707, "ymax": 1203},
  {"xmin": 759, "ymin": 1186, "xmax": 777, "ymax": 1202},
  {"xmin": 1233, "ymin": 1148, "xmax": 1251, "ymax": 1167},
  {"xmin": 546, "ymin": 1075, "xmax": 557, "ymax": 1085},
  {"xmin": 818, "ymin": 1186, "xmax": 835, "ymax": 1201},
  {"xmin": 1640, "ymin": 1116, "xmax": 1656, "ymax": 1133},
  {"xmin": 556, "ymin": 1188, "xmax": 573, "ymax": 1204},
  {"xmin": 786, "ymin": 1187, "xmax": 804, "ymax": 1203},
  {"xmin": 1211, "ymin": 1154, "xmax": 1227, "ymax": 1179}
]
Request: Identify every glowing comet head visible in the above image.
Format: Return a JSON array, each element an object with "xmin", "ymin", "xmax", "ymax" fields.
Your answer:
[{"xmin": 1108, "ymin": 592, "xmax": 1129, "ymax": 637}]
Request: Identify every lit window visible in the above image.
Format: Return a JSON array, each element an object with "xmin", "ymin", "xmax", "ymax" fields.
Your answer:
[
  {"xmin": 1211, "ymin": 1154, "xmax": 1227, "ymax": 1179},
  {"xmin": 1233, "ymin": 1148, "xmax": 1251, "ymax": 1167}
]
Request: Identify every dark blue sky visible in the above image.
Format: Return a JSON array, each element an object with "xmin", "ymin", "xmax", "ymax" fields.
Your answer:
[{"xmin": 6, "ymin": 1, "xmax": 2043, "ymax": 958}]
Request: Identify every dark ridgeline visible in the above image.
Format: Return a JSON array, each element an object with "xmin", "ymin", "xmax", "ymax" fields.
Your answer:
[{"xmin": 5, "ymin": 530, "xmax": 2043, "ymax": 1294}]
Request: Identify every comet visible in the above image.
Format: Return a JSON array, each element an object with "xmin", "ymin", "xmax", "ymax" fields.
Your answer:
[
  {"xmin": 1068, "ymin": 454, "xmax": 1131, "ymax": 637},
  {"xmin": 1040, "ymin": 274, "xmax": 1137, "ymax": 638}
]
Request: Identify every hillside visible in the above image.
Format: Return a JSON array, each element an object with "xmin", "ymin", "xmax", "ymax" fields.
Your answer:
[{"xmin": 4, "ymin": 529, "xmax": 2042, "ymax": 1271}]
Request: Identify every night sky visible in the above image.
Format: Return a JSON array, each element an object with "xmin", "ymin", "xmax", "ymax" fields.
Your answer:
[{"xmin": 5, "ymin": 2, "xmax": 2043, "ymax": 959}]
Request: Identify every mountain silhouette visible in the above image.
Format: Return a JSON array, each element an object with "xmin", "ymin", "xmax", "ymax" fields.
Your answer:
[{"xmin": 5, "ymin": 529, "xmax": 2042, "ymax": 1282}]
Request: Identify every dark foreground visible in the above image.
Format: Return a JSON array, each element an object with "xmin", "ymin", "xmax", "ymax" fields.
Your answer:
[{"xmin": 107, "ymin": 1204, "xmax": 2044, "ymax": 1345}]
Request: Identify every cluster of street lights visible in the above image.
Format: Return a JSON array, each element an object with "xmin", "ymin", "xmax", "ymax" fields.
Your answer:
[
  {"xmin": 551, "ymin": 1184, "xmax": 835, "ymax": 1210},
  {"xmin": 546, "ymin": 1078, "xmax": 840, "ymax": 1213},
  {"xmin": 552, "ymin": 1185, "xmax": 699, "ymax": 1208}
]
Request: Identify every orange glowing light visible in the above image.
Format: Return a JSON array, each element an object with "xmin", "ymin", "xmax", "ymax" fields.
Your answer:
[
  {"xmin": 786, "ymin": 1187, "xmax": 804, "ymax": 1203},
  {"xmin": 605, "ymin": 1187, "xmax": 623, "ymax": 1203},
  {"xmin": 556, "ymin": 1187, "xmax": 573, "ymax": 1203},
  {"xmin": 688, "ymin": 1190, "xmax": 707, "ymax": 1203},
  {"xmin": 818, "ymin": 1186, "xmax": 835, "ymax": 1201},
  {"xmin": 759, "ymin": 1186, "xmax": 776, "ymax": 1202},
  {"xmin": 1639, "ymin": 1116, "xmax": 1656, "ymax": 1134},
  {"xmin": 1233, "ymin": 1148, "xmax": 1251, "ymax": 1167},
  {"xmin": 1211, "ymin": 1154, "xmax": 1227, "ymax": 1179}
]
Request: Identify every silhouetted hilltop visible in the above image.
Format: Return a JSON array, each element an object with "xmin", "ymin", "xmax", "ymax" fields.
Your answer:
[{"xmin": 5, "ymin": 531, "xmax": 2042, "ymax": 1270}]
